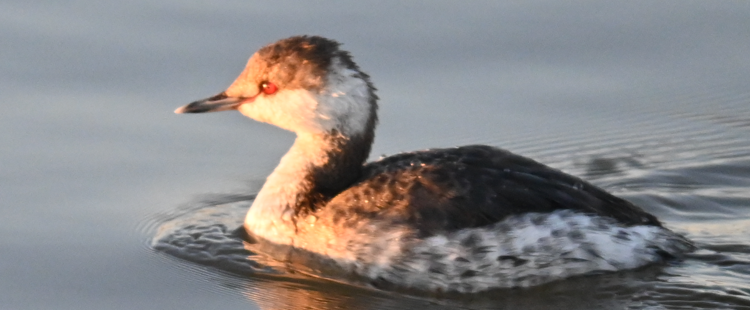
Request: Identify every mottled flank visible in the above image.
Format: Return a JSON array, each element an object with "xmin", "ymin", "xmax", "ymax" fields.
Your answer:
[
  {"xmin": 241, "ymin": 209, "xmax": 692, "ymax": 293},
  {"xmin": 353, "ymin": 210, "xmax": 692, "ymax": 292}
]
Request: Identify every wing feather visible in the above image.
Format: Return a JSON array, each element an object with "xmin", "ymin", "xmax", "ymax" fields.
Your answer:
[{"xmin": 324, "ymin": 145, "xmax": 660, "ymax": 237}]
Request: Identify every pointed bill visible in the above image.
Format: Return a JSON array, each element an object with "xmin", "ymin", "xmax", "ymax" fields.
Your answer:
[{"xmin": 174, "ymin": 92, "xmax": 243, "ymax": 114}]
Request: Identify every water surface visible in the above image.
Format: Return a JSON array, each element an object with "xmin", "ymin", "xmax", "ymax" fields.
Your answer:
[{"xmin": 3, "ymin": 1, "xmax": 750, "ymax": 309}]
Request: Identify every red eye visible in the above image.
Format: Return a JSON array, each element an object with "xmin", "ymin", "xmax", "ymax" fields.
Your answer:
[{"xmin": 261, "ymin": 82, "xmax": 278, "ymax": 95}]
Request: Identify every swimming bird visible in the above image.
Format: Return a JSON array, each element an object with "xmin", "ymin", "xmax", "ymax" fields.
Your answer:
[{"xmin": 175, "ymin": 35, "xmax": 692, "ymax": 293}]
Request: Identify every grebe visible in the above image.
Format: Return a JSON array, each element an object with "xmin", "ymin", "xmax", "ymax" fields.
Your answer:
[{"xmin": 175, "ymin": 36, "xmax": 692, "ymax": 293}]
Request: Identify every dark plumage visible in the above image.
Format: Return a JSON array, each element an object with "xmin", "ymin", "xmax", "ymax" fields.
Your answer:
[{"xmin": 322, "ymin": 145, "xmax": 660, "ymax": 238}]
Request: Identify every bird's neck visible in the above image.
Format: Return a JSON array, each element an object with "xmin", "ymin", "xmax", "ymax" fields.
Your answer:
[{"xmin": 244, "ymin": 130, "xmax": 373, "ymax": 244}]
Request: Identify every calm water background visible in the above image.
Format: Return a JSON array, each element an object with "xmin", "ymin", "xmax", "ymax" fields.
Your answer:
[{"xmin": 3, "ymin": 1, "xmax": 750, "ymax": 309}]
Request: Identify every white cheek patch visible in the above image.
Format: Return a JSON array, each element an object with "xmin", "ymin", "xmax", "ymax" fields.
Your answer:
[
  {"xmin": 238, "ymin": 89, "xmax": 322, "ymax": 133},
  {"xmin": 237, "ymin": 73, "xmax": 372, "ymax": 137},
  {"xmin": 315, "ymin": 64, "xmax": 372, "ymax": 136}
]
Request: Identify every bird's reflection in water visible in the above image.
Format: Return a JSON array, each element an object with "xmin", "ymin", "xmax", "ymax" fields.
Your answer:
[{"xmin": 228, "ymin": 253, "xmax": 667, "ymax": 310}]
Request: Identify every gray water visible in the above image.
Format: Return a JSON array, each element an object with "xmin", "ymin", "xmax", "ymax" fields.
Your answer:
[{"xmin": 3, "ymin": 1, "xmax": 750, "ymax": 309}]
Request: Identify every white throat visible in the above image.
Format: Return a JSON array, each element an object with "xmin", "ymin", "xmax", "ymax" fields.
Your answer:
[{"xmin": 243, "ymin": 133, "xmax": 338, "ymax": 245}]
